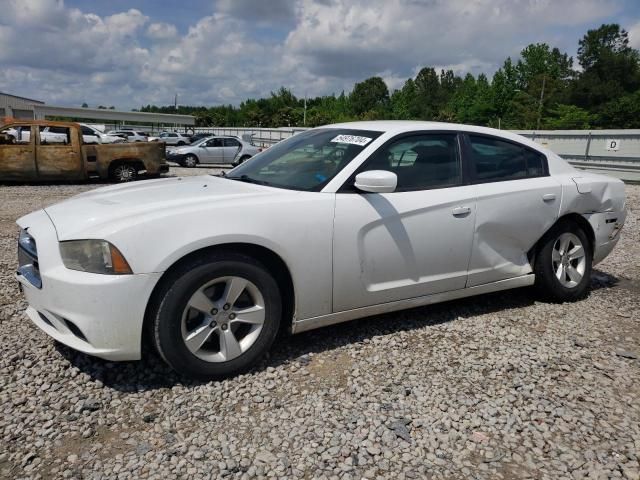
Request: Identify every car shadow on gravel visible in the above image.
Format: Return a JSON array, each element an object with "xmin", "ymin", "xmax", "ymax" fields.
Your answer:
[{"xmin": 54, "ymin": 269, "xmax": 620, "ymax": 392}]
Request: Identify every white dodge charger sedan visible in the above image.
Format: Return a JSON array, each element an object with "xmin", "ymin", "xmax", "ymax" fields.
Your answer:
[{"xmin": 16, "ymin": 121, "xmax": 626, "ymax": 379}]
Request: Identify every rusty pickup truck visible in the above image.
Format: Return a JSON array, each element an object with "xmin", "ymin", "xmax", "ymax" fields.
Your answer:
[{"xmin": 0, "ymin": 120, "xmax": 169, "ymax": 182}]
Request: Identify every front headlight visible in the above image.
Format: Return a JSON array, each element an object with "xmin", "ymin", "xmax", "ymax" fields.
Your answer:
[{"xmin": 59, "ymin": 240, "xmax": 132, "ymax": 275}]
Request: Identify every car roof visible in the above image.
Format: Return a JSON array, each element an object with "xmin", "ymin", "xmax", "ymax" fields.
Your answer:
[{"xmin": 323, "ymin": 120, "xmax": 554, "ymax": 157}]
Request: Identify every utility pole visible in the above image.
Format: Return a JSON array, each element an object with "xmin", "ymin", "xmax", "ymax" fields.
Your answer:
[
  {"xmin": 536, "ymin": 75, "xmax": 546, "ymax": 131},
  {"xmin": 174, "ymin": 93, "xmax": 178, "ymax": 130},
  {"xmin": 303, "ymin": 92, "xmax": 307, "ymax": 127}
]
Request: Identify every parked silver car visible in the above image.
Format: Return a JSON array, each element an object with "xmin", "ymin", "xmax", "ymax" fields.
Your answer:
[{"xmin": 167, "ymin": 136, "xmax": 261, "ymax": 167}]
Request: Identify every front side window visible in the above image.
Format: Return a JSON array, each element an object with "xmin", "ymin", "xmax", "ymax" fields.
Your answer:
[
  {"xmin": 0, "ymin": 125, "xmax": 31, "ymax": 145},
  {"xmin": 205, "ymin": 138, "xmax": 223, "ymax": 148},
  {"xmin": 227, "ymin": 128, "xmax": 383, "ymax": 191},
  {"xmin": 361, "ymin": 133, "xmax": 461, "ymax": 191},
  {"xmin": 468, "ymin": 135, "xmax": 546, "ymax": 182}
]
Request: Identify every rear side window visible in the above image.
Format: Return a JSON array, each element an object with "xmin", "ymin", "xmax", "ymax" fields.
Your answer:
[
  {"xmin": 223, "ymin": 138, "xmax": 240, "ymax": 147},
  {"xmin": 468, "ymin": 135, "xmax": 546, "ymax": 182},
  {"xmin": 38, "ymin": 126, "xmax": 71, "ymax": 145}
]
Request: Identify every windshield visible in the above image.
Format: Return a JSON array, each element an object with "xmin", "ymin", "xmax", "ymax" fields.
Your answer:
[{"xmin": 225, "ymin": 128, "xmax": 382, "ymax": 191}]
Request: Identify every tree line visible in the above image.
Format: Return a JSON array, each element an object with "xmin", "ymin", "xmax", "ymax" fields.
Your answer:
[{"xmin": 139, "ymin": 24, "xmax": 640, "ymax": 130}]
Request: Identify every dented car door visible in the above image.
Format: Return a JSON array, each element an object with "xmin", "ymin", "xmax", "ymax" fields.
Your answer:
[{"xmin": 464, "ymin": 133, "xmax": 562, "ymax": 286}]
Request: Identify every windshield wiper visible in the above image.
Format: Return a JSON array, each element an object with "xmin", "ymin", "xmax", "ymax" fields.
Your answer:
[{"xmin": 225, "ymin": 174, "xmax": 272, "ymax": 186}]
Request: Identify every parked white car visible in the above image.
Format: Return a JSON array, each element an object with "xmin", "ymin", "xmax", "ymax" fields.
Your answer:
[
  {"xmin": 6, "ymin": 126, "xmax": 68, "ymax": 144},
  {"xmin": 107, "ymin": 130, "xmax": 149, "ymax": 142},
  {"xmin": 80, "ymin": 124, "xmax": 126, "ymax": 144},
  {"xmin": 149, "ymin": 132, "xmax": 191, "ymax": 146},
  {"xmin": 16, "ymin": 121, "xmax": 626, "ymax": 379}
]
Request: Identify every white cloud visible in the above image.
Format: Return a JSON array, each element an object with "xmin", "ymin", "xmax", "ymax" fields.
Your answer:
[
  {"xmin": 0, "ymin": 0, "xmax": 631, "ymax": 109},
  {"xmin": 147, "ymin": 22, "xmax": 178, "ymax": 40}
]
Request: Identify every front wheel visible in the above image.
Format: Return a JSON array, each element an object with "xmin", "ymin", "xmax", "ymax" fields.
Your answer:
[
  {"xmin": 534, "ymin": 221, "xmax": 592, "ymax": 302},
  {"xmin": 152, "ymin": 253, "xmax": 282, "ymax": 379},
  {"xmin": 183, "ymin": 154, "xmax": 198, "ymax": 168}
]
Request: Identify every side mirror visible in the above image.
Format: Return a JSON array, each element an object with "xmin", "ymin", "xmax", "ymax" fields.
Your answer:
[
  {"xmin": 200, "ymin": 144, "xmax": 207, "ymax": 148},
  {"xmin": 354, "ymin": 170, "xmax": 397, "ymax": 193}
]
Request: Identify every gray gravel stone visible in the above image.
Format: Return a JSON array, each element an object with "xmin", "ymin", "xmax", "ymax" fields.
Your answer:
[{"xmin": 0, "ymin": 178, "xmax": 639, "ymax": 479}]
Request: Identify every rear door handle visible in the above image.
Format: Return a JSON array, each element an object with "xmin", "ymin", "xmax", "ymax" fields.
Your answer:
[
  {"xmin": 542, "ymin": 193, "xmax": 556, "ymax": 202},
  {"xmin": 452, "ymin": 206, "xmax": 471, "ymax": 216}
]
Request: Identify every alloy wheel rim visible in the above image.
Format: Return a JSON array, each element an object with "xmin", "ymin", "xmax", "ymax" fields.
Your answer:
[
  {"xmin": 116, "ymin": 166, "xmax": 134, "ymax": 181},
  {"xmin": 180, "ymin": 276, "xmax": 265, "ymax": 362},
  {"xmin": 552, "ymin": 233, "xmax": 586, "ymax": 288}
]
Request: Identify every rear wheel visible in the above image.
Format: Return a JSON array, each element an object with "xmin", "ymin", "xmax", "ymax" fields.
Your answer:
[
  {"xmin": 534, "ymin": 221, "xmax": 592, "ymax": 302},
  {"xmin": 152, "ymin": 253, "xmax": 282, "ymax": 379},
  {"xmin": 177, "ymin": 141, "xmax": 186, "ymax": 146},
  {"xmin": 183, "ymin": 154, "xmax": 198, "ymax": 168},
  {"xmin": 110, "ymin": 163, "xmax": 138, "ymax": 182}
]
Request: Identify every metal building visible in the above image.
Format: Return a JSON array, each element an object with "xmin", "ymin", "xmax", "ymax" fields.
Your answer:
[
  {"xmin": 0, "ymin": 92, "xmax": 45, "ymax": 119},
  {"xmin": 0, "ymin": 92, "xmax": 195, "ymax": 128}
]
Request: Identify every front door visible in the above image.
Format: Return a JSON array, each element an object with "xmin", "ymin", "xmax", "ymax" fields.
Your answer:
[
  {"xmin": 332, "ymin": 132, "xmax": 477, "ymax": 312},
  {"xmin": 35, "ymin": 125, "xmax": 83, "ymax": 180},
  {"xmin": 200, "ymin": 138, "xmax": 224, "ymax": 163},
  {"xmin": 0, "ymin": 125, "xmax": 36, "ymax": 180}
]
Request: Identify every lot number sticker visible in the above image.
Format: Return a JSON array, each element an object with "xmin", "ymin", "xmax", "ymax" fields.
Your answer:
[
  {"xmin": 606, "ymin": 139, "xmax": 621, "ymax": 151},
  {"xmin": 331, "ymin": 134, "xmax": 373, "ymax": 147}
]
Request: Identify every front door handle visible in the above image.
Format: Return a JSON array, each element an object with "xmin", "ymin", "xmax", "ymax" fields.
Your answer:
[
  {"xmin": 452, "ymin": 206, "xmax": 471, "ymax": 216},
  {"xmin": 542, "ymin": 193, "xmax": 556, "ymax": 202}
]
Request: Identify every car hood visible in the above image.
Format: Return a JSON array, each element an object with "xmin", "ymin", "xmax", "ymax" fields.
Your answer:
[{"xmin": 44, "ymin": 175, "xmax": 289, "ymax": 240}]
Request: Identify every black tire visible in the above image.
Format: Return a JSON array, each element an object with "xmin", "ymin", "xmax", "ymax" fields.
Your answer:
[
  {"xmin": 234, "ymin": 155, "xmax": 251, "ymax": 166},
  {"xmin": 110, "ymin": 163, "xmax": 138, "ymax": 182},
  {"xmin": 177, "ymin": 141, "xmax": 186, "ymax": 146},
  {"xmin": 534, "ymin": 220, "xmax": 592, "ymax": 302},
  {"xmin": 183, "ymin": 154, "xmax": 198, "ymax": 168},
  {"xmin": 152, "ymin": 252, "xmax": 282, "ymax": 380}
]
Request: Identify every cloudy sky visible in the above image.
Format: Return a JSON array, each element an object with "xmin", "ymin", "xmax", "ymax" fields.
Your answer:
[{"xmin": 1, "ymin": 0, "xmax": 639, "ymax": 109}]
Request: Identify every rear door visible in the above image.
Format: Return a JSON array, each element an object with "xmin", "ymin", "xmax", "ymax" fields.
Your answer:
[
  {"xmin": 0, "ymin": 124, "xmax": 37, "ymax": 180},
  {"xmin": 222, "ymin": 138, "xmax": 242, "ymax": 164},
  {"xmin": 35, "ymin": 125, "xmax": 84, "ymax": 180},
  {"xmin": 463, "ymin": 133, "xmax": 562, "ymax": 286}
]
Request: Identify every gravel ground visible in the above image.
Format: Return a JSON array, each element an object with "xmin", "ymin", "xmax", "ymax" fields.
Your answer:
[{"xmin": 1, "ymin": 169, "xmax": 639, "ymax": 480}]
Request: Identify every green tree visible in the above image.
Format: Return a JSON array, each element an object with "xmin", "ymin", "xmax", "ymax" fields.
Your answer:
[
  {"xmin": 598, "ymin": 91, "xmax": 640, "ymax": 128},
  {"xmin": 544, "ymin": 104, "xmax": 594, "ymax": 129},
  {"xmin": 349, "ymin": 77, "xmax": 390, "ymax": 117},
  {"xmin": 573, "ymin": 24, "xmax": 640, "ymax": 109}
]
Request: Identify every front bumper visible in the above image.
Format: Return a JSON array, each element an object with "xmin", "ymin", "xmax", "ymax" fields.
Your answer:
[{"xmin": 16, "ymin": 210, "xmax": 162, "ymax": 361}]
